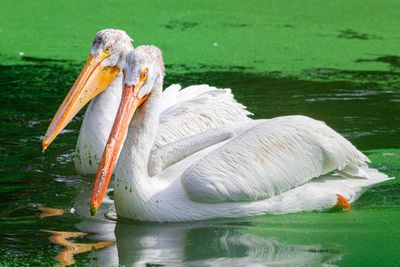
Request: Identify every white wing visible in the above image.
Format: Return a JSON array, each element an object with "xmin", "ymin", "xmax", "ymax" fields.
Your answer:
[
  {"xmin": 75, "ymin": 83, "xmax": 249, "ymax": 175},
  {"xmin": 153, "ymin": 84, "xmax": 252, "ymax": 149},
  {"xmin": 159, "ymin": 84, "xmax": 217, "ymax": 111},
  {"xmin": 181, "ymin": 115, "xmax": 370, "ymax": 203}
]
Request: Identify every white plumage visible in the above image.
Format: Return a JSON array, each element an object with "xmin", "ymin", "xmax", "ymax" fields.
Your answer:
[
  {"xmin": 182, "ymin": 116, "xmax": 369, "ymax": 203},
  {"xmin": 92, "ymin": 46, "xmax": 390, "ymax": 222},
  {"xmin": 75, "ymin": 81, "xmax": 251, "ymax": 174},
  {"xmin": 154, "ymin": 84, "xmax": 251, "ymax": 149},
  {"xmin": 69, "ymin": 29, "xmax": 250, "ymax": 174}
]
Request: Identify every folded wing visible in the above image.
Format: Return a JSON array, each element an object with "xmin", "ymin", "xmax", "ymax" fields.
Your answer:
[
  {"xmin": 181, "ymin": 116, "xmax": 370, "ymax": 203},
  {"xmin": 154, "ymin": 84, "xmax": 252, "ymax": 149}
]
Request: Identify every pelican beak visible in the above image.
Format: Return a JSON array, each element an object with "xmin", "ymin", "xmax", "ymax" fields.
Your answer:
[
  {"xmin": 41, "ymin": 50, "xmax": 119, "ymax": 152},
  {"xmin": 90, "ymin": 70, "xmax": 148, "ymax": 216}
]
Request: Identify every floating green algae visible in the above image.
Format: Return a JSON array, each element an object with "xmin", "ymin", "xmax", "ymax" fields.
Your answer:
[{"xmin": 1, "ymin": 0, "xmax": 400, "ymax": 76}]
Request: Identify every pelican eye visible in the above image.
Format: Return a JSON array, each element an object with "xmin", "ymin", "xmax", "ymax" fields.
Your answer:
[
  {"xmin": 140, "ymin": 68, "xmax": 149, "ymax": 81},
  {"xmin": 100, "ymin": 48, "xmax": 111, "ymax": 58}
]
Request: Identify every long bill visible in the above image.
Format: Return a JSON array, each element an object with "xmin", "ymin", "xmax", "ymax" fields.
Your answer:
[
  {"xmin": 90, "ymin": 82, "xmax": 148, "ymax": 216},
  {"xmin": 41, "ymin": 50, "xmax": 119, "ymax": 152}
]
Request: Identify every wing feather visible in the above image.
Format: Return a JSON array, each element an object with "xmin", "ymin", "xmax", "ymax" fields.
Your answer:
[
  {"xmin": 154, "ymin": 84, "xmax": 252, "ymax": 149},
  {"xmin": 181, "ymin": 115, "xmax": 369, "ymax": 203}
]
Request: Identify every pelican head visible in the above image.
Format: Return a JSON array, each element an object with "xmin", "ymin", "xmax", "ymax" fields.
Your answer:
[
  {"xmin": 124, "ymin": 45, "xmax": 165, "ymax": 98},
  {"xmin": 42, "ymin": 29, "xmax": 133, "ymax": 151},
  {"xmin": 90, "ymin": 29, "xmax": 133, "ymax": 68},
  {"xmin": 90, "ymin": 46, "xmax": 164, "ymax": 215}
]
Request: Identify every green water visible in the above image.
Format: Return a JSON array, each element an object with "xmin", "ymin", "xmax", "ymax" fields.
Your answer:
[{"xmin": 1, "ymin": 1, "xmax": 400, "ymax": 266}]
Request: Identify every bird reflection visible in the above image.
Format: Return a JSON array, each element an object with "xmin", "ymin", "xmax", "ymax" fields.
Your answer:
[
  {"xmin": 73, "ymin": 219, "xmax": 342, "ymax": 267},
  {"xmin": 40, "ymin": 179, "xmax": 342, "ymax": 266}
]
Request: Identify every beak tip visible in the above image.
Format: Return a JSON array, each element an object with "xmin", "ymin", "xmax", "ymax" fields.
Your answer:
[
  {"xmin": 90, "ymin": 205, "xmax": 98, "ymax": 216},
  {"xmin": 41, "ymin": 140, "xmax": 48, "ymax": 153}
]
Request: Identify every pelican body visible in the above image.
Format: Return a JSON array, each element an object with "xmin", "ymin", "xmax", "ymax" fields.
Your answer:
[
  {"xmin": 42, "ymin": 29, "xmax": 250, "ymax": 175},
  {"xmin": 89, "ymin": 46, "xmax": 389, "ymax": 222}
]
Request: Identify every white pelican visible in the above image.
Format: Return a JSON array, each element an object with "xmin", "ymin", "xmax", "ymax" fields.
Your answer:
[
  {"xmin": 89, "ymin": 46, "xmax": 389, "ymax": 222},
  {"xmin": 41, "ymin": 29, "xmax": 250, "ymax": 174}
]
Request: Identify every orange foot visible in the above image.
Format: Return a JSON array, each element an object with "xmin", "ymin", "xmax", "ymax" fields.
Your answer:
[{"xmin": 333, "ymin": 194, "xmax": 352, "ymax": 211}]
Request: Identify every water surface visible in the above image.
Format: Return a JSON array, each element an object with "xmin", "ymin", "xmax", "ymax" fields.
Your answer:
[
  {"xmin": 1, "ymin": 61, "xmax": 399, "ymax": 266},
  {"xmin": 1, "ymin": 0, "xmax": 400, "ymax": 266}
]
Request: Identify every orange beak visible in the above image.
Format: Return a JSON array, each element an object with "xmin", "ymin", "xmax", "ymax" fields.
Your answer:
[
  {"xmin": 41, "ymin": 50, "xmax": 119, "ymax": 152},
  {"xmin": 90, "ymin": 76, "xmax": 148, "ymax": 216}
]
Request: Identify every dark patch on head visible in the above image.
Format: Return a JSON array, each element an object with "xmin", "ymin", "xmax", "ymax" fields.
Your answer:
[
  {"xmin": 92, "ymin": 34, "xmax": 103, "ymax": 49},
  {"xmin": 338, "ymin": 29, "xmax": 382, "ymax": 40}
]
